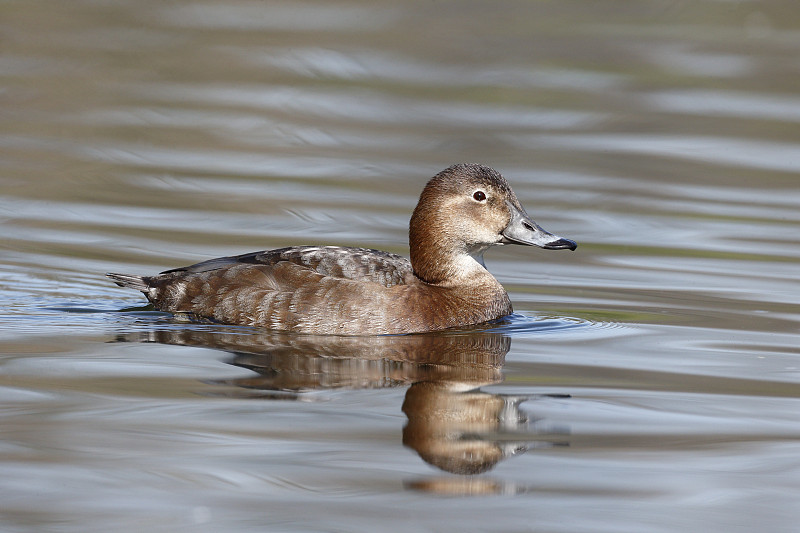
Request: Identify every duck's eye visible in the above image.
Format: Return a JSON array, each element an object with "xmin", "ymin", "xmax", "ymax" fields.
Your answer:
[{"xmin": 473, "ymin": 190, "xmax": 486, "ymax": 202}]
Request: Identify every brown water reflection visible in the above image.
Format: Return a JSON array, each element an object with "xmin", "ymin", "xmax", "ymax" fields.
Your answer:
[
  {"xmin": 114, "ymin": 323, "xmax": 800, "ymax": 496},
  {"xmin": 120, "ymin": 327, "xmax": 569, "ymax": 480}
]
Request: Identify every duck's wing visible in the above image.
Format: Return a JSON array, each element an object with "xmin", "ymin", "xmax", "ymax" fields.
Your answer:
[
  {"xmin": 160, "ymin": 245, "xmax": 414, "ymax": 288},
  {"xmin": 108, "ymin": 246, "xmax": 416, "ymax": 332}
]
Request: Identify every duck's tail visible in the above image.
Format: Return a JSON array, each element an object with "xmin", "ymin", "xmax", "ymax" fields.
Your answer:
[{"xmin": 107, "ymin": 273, "xmax": 150, "ymax": 293}]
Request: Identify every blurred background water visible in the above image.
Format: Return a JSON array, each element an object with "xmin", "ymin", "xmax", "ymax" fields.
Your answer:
[{"xmin": 2, "ymin": 1, "xmax": 800, "ymax": 532}]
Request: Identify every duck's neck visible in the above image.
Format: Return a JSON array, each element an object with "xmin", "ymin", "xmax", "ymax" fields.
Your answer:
[{"xmin": 409, "ymin": 231, "xmax": 495, "ymax": 287}]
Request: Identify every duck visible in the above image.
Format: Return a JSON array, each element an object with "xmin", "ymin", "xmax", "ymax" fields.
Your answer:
[{"xmin": 108, "ymin": 164, "xmax": 576, "ymax": 335}]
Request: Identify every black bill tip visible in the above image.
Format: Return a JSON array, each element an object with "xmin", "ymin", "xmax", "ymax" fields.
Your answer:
[{"xmin": 542, "ymin": 238, "xmax": 578, "ymax": 251}]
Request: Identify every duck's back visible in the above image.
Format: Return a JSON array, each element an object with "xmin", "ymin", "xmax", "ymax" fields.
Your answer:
[
  {"xmin": 164, "ymin": 246, "xmax": 414, "ymax": 287},
  {"xmin": 109, "ymin": 246, "xmax": 425, "ymax": 334}
]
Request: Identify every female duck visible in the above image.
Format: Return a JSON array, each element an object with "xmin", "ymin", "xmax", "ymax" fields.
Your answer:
[{"xmin": 109, "ymin": 164, "xmax": 576, "ymax": 335}]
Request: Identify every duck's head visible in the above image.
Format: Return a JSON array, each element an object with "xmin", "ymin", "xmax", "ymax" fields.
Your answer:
[{"xmin": 409, "ymin": 164, "xmax": 576, "ymax": 284}]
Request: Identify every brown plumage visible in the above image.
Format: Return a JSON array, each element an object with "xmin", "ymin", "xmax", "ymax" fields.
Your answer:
[{"xmin": 108, "ymin": 164, "xmax": 576, "ymax": 335}]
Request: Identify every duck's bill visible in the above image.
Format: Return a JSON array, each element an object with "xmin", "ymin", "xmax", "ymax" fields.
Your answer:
[{"xmin": 500, "ymin": 201, "xmax": 577, "ymax": 251}]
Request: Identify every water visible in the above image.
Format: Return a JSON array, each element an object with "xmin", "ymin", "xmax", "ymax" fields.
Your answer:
[{"xmin": 2, "ymin": 1, "xmax": 800, "ymax": 531}]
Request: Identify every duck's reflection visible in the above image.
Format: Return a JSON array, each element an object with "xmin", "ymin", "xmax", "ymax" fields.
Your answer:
[
  {"xmin": 405, "ymin": 382, "xmax": 536, "ymax": 475},
  {"xmin": 121, "ymin": 325, "xmax": 568, "ymax": 482}
]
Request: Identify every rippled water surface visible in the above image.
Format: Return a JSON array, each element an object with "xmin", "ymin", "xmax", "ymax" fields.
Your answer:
[{"xmin": 3, "ymin": 1, "xmax": 800, "ymax": 532}]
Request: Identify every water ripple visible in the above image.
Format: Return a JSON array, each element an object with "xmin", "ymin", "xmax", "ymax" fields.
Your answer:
[
  {"xmin": 487, "ymin": 313, "xmax": 615, "ymax": 337},
  {"xmin": 512, "ymin": 133, "xmax": 800, "ymax": 173}
]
